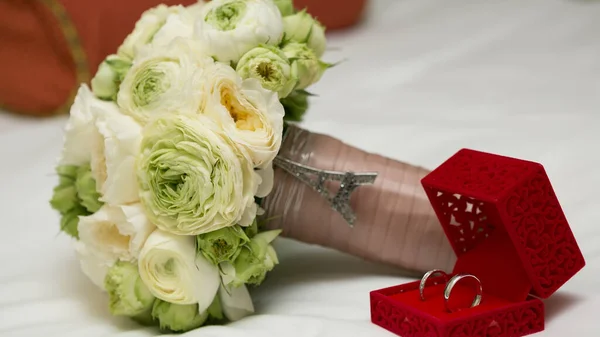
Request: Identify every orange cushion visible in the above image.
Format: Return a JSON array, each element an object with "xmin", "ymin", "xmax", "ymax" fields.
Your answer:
[{"xmin": 0, "ymin": 0, "xmax": 195, "ymax": 117}]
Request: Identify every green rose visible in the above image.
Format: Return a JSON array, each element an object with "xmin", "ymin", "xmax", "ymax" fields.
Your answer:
[
  {"xmin": 273, "ymin": 0, "xmax": 295, "ymax": 16},
  {"xmin": 105, "ymin": 261, "xmax": 156, "ymax": 316},
  {"xmin": 137, "ymin": 115, "xmax": 258, "ymax": 236},
  {"xmin": 236, "ymin": 45, "xmax": 297, "ymax": 98},
  {"xmin": 282, "ymin": 43, "xmax": 329, "ymax": 90},
  {"xmin": 91, "ymin": 54, "xmax": 132, "ymax": 101},
  {"xmin": 50, "ymin": 165, "xmax": 103, "ymax": 238},
  {"xmin": 282, "ymin": 10, "xmax": 326, "ymax": 57},
  {"xmin": 226, "ymin": 230, "xmax": 281, "ymax": 287},
  {"xmin": 151, "ymin": 300, "xmax": 208, "ymax": 332},
  {"xmin": 197, "ymin": 225, "xmax": 250, "ymax": 265},
  {"xmin": 133, "ymin": 295, "xmax": 225, "ymax": 329}
]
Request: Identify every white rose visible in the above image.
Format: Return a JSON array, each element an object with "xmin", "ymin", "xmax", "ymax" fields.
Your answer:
[
  {"xmin": 200, "ymin": 62, "xmax": 284, "ymax": 169},
  {"xmin": 78, "ymin": 204, "xmax": 155, "ymax": 263},
  {"xmin": 218, "ymin": 284, "xmax": 254, "ymax": 321},
  {"xmin": 89, "ymin": 100, "xmax": 142, "ymax": 205},
  {"xmin": 138, "ymin": 230, "xmax": 220, "ymax": 312},
  {"xmin": 59, "ymin": 85, "xmax": 101, "ymax": 166},
  {"xmin": 58, "ymin": 85, "xmax": 142, "ymax": 206},
  {"xmin": 75, "ymin": 204, "xmax": 154, "ymax": 290},
  {"xmin": 74, "ymin": 241, "xmax": 113, "ymax": 290},
  {"xmin": 186, "ymin": 0, "xmax": 207, "ymax": 17},
  {"xmin": 255, "ymin": 163, "xmax": 274, "ymax": 198},
  {"xmin": 117, "ymin": 5, "xmax": 193, "ymax": 60},
  {"xmin": 194, "ymin": 0, "xmax": 284, "ymax": 63},
  {"xmin": 150, "ymin": 9, "xmax": 198, "ymax": 49},
  {"xmin": 117, "ymin": 38, "xmax": 213, "ymax": 124}
]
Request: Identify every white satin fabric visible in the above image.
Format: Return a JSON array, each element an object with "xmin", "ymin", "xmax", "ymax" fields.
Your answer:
[{"xmin": 1, "ymin": 0, "xmax": 599, "ymax": 336}]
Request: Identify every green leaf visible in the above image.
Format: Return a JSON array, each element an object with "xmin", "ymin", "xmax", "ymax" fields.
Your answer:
[
  {"xmin": 280, "ymin": 89, "xmax": 310, "ymax": 122},
  {"xmin": 59, "ymin": 205, "xmax": 88, "ymax": 239},
  {"xmin": 50, "ymin": 164, "xmax": 103, "ymax": 239}
]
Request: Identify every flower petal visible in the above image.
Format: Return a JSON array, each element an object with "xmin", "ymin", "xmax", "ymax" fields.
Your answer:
[{"xmin": 219, "ymin": 284, "xmax": 254, "ymax": 321}]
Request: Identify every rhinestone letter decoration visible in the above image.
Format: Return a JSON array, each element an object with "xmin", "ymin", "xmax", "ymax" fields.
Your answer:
[{"xmin": 273, "ymin": 156, "xmax": 378, "ymax": 226}]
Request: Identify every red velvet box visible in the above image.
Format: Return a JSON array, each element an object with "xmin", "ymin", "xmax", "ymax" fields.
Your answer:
[{"xmin": 370, "ymin": 149, "xmax": 585, "ymax": 337}]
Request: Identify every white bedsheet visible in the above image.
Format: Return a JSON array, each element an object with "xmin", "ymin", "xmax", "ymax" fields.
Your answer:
[{"xmin": 1, "ymin": 0, "xmax": 599, "ymax": 336}]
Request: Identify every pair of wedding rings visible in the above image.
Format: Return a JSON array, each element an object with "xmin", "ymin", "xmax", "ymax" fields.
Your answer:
[{"xmin": 419, "ymin": 269, "xmax": 483, "ymax": 313}]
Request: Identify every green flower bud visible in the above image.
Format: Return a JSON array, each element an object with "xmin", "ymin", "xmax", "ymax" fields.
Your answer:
[
  {"xmin": 283, "ymin": 10, "xmax": 326, "ymax": 57},
  {"xmin": 50, "ymin": 165, "xmax": 103, "ymax": 239},
  {"xmin": 197, "ymin": 225, "xmax": 250, "ymax": 265},
  {"xmin": 131, "ymin": 307, "xmax": 156, "ymax": 326},
  {"xmin": 105, "ymin": 261, "xmax": 156, "ymax": 316},
  {"xmin": 230, "ymin": 230, "xmax": 281, "ymax": 287},
  {"xmin": 75, "ymin": 165, "xmax": 103, "ymax": 213},
  {"xmin": 91, "ymin": 55, "xmax": 132, "ymax": 101},
  {"xmin": 151, "ymin": 300, "xmax": 209, "ymax": 332},
  {"xmin": 282, "ymin": 43, "xmax": 329, "ymax": 90},
  {"xmin": 205, "ymin": 0, "xmax": 248, "ymax": 31},
  {"xmin": 280, "ymin": 90, "xmax": 310, "ymax": 122},
  {"xmin": 273, "ymin": 0, "xmax": 295, "ymax": 16},
  {"xmin": 236, "ymin": 45, "xmax": 297, "ymax": 98},
  {"xmin": 207, "ymin": 294, "xmax": 225, "ymax": 323}
]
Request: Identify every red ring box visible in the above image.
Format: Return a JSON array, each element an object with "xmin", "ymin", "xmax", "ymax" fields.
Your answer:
[{"xmin": 370, "ymin": 149, "xmax": 585, "ymax": 337}]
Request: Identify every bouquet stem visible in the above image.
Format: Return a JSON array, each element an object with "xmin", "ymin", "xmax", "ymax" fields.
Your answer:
[{"xmin": 262, "ymin": 125, "xmax": 457, "ymax": 274}]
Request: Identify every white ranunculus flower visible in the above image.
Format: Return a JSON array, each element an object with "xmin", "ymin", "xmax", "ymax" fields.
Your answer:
[
  {"xmin": 150, "ymin": 9, "xmax": 199, "ymax": 49},
  {"xmin": 138, "ymin": 230, "xmax": 220, "ymax": 312},
  {"xmin": 58, "ymin": 84, "xmax": 142, "ymax": 206},
  {"xmin": 89, "ymin": 100, "xmax": 142, "ymax": 205},
  {"xmin": 194, "ymin": 0, "xmax": 284, "ymax": 64},
  {"xmin": 60, "ymin": 85, "xmax": 104, "ymax": 166},
  {"xmin": 218, "ymin": 284, "xmax": 254, "ymax": 321},
  {"xmin": 200, "ymin": 63, "xmax": 284, "ymax": 169},
  {"xmin": 117, "ymin": 38, "xmax": 213, "ymax": 124},
  {"xmin": 78, "ymin": 204, "xmax": 155, "ymax": 263},
  {"xmin": 74, "ymin": 241, "xmax": 114, "ymax": 290},
  {"xmin": 186, "ymin": 0, "xmax": 207, "ymax": 17},
  {"xmin": 118, "ymin": 5, "xmax": 194, "ymax": 60}
]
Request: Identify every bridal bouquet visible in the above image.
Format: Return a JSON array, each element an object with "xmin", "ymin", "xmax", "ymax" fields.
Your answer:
[{"xmin": 50, "ymin": 0, "xmax": 330, "ymax": 332}]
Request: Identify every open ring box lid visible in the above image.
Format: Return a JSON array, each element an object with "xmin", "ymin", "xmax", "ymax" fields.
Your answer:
[{"xmin": 370, "ymin": 149, "xmax": 585, "ymax": 337}]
